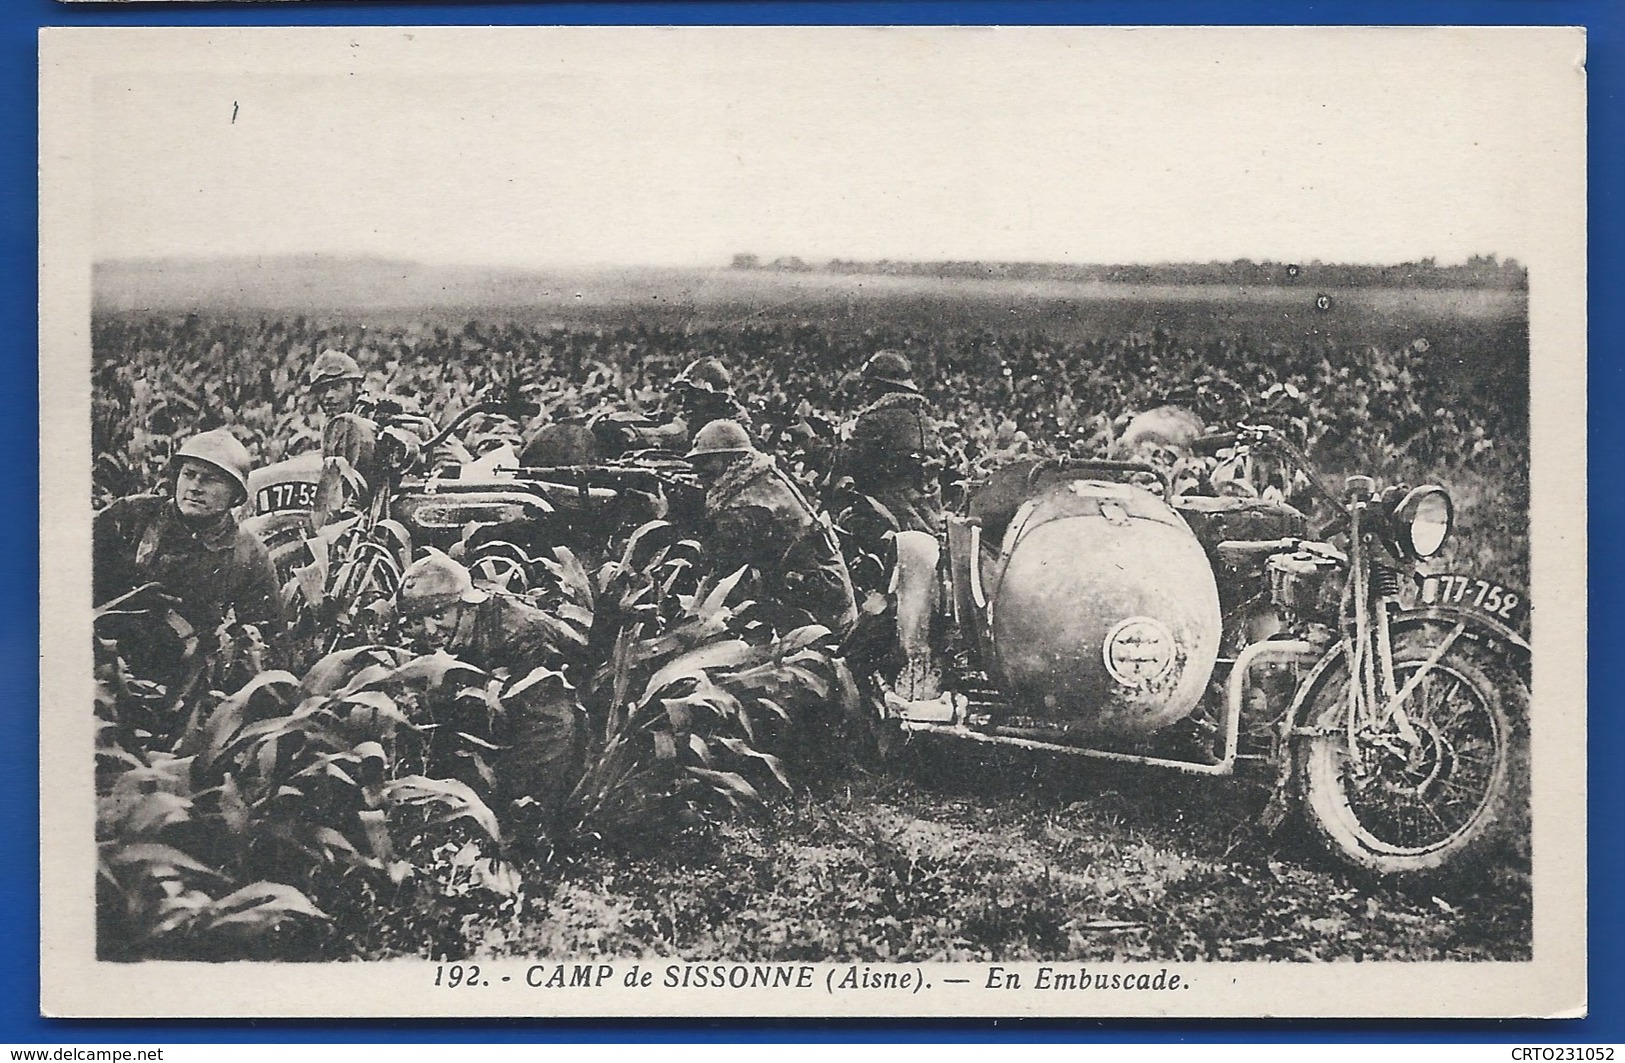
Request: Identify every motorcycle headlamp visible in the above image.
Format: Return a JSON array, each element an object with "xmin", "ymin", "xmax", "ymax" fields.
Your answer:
[{"xmin": 1389, "ymin": 485, "xmax": 1453, "ymax": 559}]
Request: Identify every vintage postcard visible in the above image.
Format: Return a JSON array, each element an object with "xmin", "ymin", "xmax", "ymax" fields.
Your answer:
[{"xmin": 40, "ymin": 26, "xmax": 1586, "ymax": 1018}]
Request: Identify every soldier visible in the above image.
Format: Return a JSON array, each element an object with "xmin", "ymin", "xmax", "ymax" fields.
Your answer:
[
  {"xmin": 94, "ymin": 428, "xmax": 283, "ymax": 679},
  {"xmin": 835, "ymin": 351, "xmax": 949, "ymax": 705},
  {"xmin": 593, "ymin": 356, "xmax": 756, "ymax": 456},
  {"xmin": 835, "ymin": 350, "xmax": 944, "ymax": 534},
  {"xmin": 307, "ymin": 348, "xmax": 367, "ymax": 421},
  {"xmin": 687, "ymin": 420, "xmax": 857, "ymax": 638},
  {"xmin": 305, "ymin": 348, "xmax": 384, "ymax": 521},
  {"xmin": 668, "ymin": 356, "xmax": 755, "ymax": 443},
  {"xmin": 396, "ymin": 550, "xmax": 583, "ymax": 826}
]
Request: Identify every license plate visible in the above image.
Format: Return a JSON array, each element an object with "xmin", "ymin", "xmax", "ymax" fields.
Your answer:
[
  {"xmin": 1420, "ymin": 573, "xmax": 1526, "ymax": 626},
  {"xmin": 255, "ymin": 480, "xmax": 318, "ymax": 514}
]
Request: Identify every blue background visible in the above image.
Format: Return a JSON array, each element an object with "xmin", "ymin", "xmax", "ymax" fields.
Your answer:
[{"xmin": 9, "ymin": 0, "xmax": 1615, "ymax": 1044}]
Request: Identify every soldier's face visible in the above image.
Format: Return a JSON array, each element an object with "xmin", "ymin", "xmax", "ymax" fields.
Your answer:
[
  {"xmin": 689, "ymin": 454, "xmax": 729, "ymax": 484},
  {"xmin": 409, "ymin": 602, "xmax": 467, "ymax": 652},
  {"xmin": 174, "ymin": 461, "xmax": 237, "ymax": 519},
  {"xmin": 1129, "ymin": 440, "xmax": 1189, "ymax": 476},
  {"xmin": 315, "ymin": 380, "xmax": 359, "ymax": 417}
]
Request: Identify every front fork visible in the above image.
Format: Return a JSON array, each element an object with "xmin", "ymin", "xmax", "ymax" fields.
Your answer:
[{"xmin": 1343, "ymin": 492, "xmax": 1422, "ymax": 755}]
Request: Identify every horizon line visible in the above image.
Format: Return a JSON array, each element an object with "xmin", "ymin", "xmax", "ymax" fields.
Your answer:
[{"xmin": 91, "ymin": 251, "xmax": 1527, "ymax": 271}]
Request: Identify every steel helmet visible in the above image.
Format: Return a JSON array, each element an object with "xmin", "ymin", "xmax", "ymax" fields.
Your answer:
[
  {"xmin": 674, "ymin": 357, "xmax": 734, "ymax": 396},
  {"xmin": 171, "ymin": 428, "xmax": 252, "ymax": 503},
  {"xmin": 397, "ymin": 549, "xmax": 490, "ymax": 619},
  {"xmin": 861, "ymin": 350, "xmax": 919, "ymax": 392},
  {"xmin": 686, "ymin": 419, "xmax": 755, "ymax": 459},
  {"xmin": 307, "ymin": 349, "xmax": 365, "ymax": 389}
]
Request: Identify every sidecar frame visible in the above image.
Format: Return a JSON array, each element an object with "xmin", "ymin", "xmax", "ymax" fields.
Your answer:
[
  {"xmin": 899, "ymin": 623, "xmax": 1320, "ymax": 776},
  {"xmin": 919, "ymin": 456, "xmax": 1326, "ymax": 774}
]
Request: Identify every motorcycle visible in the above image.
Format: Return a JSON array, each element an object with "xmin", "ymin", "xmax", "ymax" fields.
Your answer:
[
  {"xmin": 890, "ymin": 422, "xmax": 1529, "ymax": 880},
  {"xmin": 262, "ymin": 395, "xmax": 701, "ymax": 652}
]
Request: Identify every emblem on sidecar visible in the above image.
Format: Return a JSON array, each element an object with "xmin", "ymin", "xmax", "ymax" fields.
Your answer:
[{"xmin": 1102, "ymin": 616, "xmax": 1176, "ymax": 686}]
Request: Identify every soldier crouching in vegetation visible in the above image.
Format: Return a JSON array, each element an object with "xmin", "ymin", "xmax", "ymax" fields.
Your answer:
[
  {"xmin": 836, "ymin": 351, "xmax": 945, "ymax": 534},
  {"xmin": 595, "ymin": 356, "xmax": 757, "ymax": 457},
  {"xmin": 688, "ymin": 420, "xmax": 857, "ymax": 639},
  {"xmin": 835, "ymin": 351, "xmax": 951, "ymax": 707},
  {"xmin": 396, "ymin": 551, "xmax": 584, "ymax": 834},
  {"xmin": 93, "ymin": 428, "xmax": 284, "ymax": 685}
]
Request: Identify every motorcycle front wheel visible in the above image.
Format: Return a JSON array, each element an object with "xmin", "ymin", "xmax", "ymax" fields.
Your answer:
[{"xmin": 1296, "ymin": 632, "xmax": 1529, "ymax": 879}]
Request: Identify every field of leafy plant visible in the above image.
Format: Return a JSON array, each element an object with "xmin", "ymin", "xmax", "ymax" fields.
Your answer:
[{"xmin": 90, "ymin": 269, "xmax": 1531, "ymax": 962}]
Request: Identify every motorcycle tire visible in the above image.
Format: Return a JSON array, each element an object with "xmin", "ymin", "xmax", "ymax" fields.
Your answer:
[{"xmin": 1296, "ymin": 632, "xmax": 1529, "ymax": 880}]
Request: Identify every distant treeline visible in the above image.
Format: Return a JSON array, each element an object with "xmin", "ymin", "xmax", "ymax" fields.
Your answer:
[{"xmin": 730, "ymin": 254, "xmax": 1527, "ymax": 290}]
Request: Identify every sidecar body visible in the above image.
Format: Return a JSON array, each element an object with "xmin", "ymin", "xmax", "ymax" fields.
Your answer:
[
  {"xmin": 923, "ymin": 458, "xmax": 1314, "ymax": 766},
  {"xmin": 950, "ymin": 460, "xmax": 1223, "ymax": 739}
]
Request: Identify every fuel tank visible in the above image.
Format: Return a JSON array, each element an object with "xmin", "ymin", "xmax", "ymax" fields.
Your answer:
[{"xmin": 983, "ymin": 478, "xmax": 1221, "ymax": 738}]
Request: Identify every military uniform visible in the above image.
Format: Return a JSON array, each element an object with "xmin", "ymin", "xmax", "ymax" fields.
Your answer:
[
  {"xmin": 626, "ymin": 397, "xmax": 756, "ymax": 453},
  {"xmin": 838, "ymin": 389, "xmax": 945, "ymax": 534},
  {"xmin": 313, "ymin": 396, "xmax": 398, "ymax": 518},
  {"xmin": 704, "ymin": 451, "xmax": 857, "ymax": 637},
  {"xmin": 323, "ymin": 408, "xmax": 386, "ymax": 481},
  {"xmin": 94, "ymin": 493, "xmax": 284, "ymax": 644},
  {"xmin": 306, "ymin": 350, "xmax": 388, "ymax": 520},
  {"xmin": 623, "ymin": 357, "xmax": 755, "ymax": 454}
]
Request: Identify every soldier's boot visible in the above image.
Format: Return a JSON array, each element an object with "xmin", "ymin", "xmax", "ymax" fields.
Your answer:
[{"xmin": 883, "ymin": 530, "xmax": 965, "ymax": 724}]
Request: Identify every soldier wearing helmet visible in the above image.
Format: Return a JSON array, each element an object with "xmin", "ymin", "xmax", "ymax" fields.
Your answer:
[
  {"xmin": 305, "ymin": 348, "xmax": 389, "ymax": 522},
  {"xmin": 587, "ymin": 356, "xmax": 756, "ymax": 457},
  {"xmin": 671, "ymin": 357, "xmax": 753, "ymax": 438},
  {"xmin": 307, "ymin": 348, "xmax": 367, "ymax": 418},
  {"xmin": 396, "ymin": 550, "xmax": 583, "ymax": 826},
  {"xmin": 834, "ymin": 352, "xmax": 954, "ymax": 706},
  {"xmin": 94, "ymin": 428, "xmax": 284, "ymax": 676},
  {"xmin": 688, "ymin": 420, "xmax": 856, "ymax": 637},
  {"xmin": 835, "ymin": 350, "xmax": 945, "ymax": 534}
]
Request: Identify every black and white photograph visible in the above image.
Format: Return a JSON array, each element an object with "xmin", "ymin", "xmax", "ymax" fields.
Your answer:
[{"xmin": 40, "ymin": 26, "xmax": 1586, "ymax": 1018}]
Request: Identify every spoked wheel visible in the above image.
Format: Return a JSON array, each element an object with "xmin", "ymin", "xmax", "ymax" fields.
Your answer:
[
  {"xmin": 1297, "ymin": 634, "xmax": 1528, "ymax": 879},
  {"xmin": 466, "ymin": 542, "xmax": 534, "ymax": 597}
]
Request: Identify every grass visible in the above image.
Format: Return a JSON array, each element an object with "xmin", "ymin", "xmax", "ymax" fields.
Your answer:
[{"xmin": 470, "ymin": 756, "xmax": 1531, "ymax": 964}]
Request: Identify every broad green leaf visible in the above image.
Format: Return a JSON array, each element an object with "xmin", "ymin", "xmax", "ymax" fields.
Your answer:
[
  {"xmin": 105, "ymin": 842, "xmax": 224, "ymax": 879},
  {"xmin": 697, "ymin": 565, "xmax": 748, "ymax": 621},
  {"xmin": 777, "ymin": 624, "xmax": 834, "ymax": 655},
  {"xmin": 382, "ymin": 652, "xmax": 488, "ymax": 692},
  {"xmin": 382, "ymin": 775, "xmax": 502, "ymax": 842},
  {"xmin": 311, "ymin": 827, "xmax": 370, "ymax": 867},
  {"xmin": 642, "ymin": 639, "xmax": 757, "ymax": 703},
  {"xmin": 548, "ymin": 546, "xmax": 595, "ymax": 604},
  {"xmin": 713, "ymin": 737, "xmax": 793, "ymax": 794},
  {"xmin": 196, "ymin": 670, "xmax": 300, "ymax": 765},
  {"xmin": 121, "ymin": 791, "xmax": 194, "ymax": 837},
  {"xmin": 685, "ymin": 766, "xmax": 763, "ymax": 806},
  {"xmin": 504, "ymin": 665, "xmax": 573, "ymax": 702},
  {"xmin": 340, "ymin": 689, "xmax": 410, "ymax": 727},
  {"xmin": 302, "ymin": 645, "xmax": 396, "ymax": 696},
  {"xmin": 202, "ymin": 881, "xmax": 330, "ymax": 929},
  {"xmin": 333, "ymin": 662, "xmax": 401, "ymax": 697}
]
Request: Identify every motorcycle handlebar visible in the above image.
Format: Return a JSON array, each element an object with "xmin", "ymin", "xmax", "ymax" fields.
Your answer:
[
  {"xmin": 417, "ymin": 399, "xmax": 540, "ymax": 451},
  {"xmin": 1224, "ymin": 423, "xmax": 1350, "ymax": 517},
  {"xmin": 1191, "ymin": 432, "xmax": 1238, "ymax": 456}
]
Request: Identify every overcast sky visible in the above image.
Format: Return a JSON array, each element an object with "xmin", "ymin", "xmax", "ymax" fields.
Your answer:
[{"xmin": 80, "ymin": 26, "xmax": 1582, "ymax": 268}]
